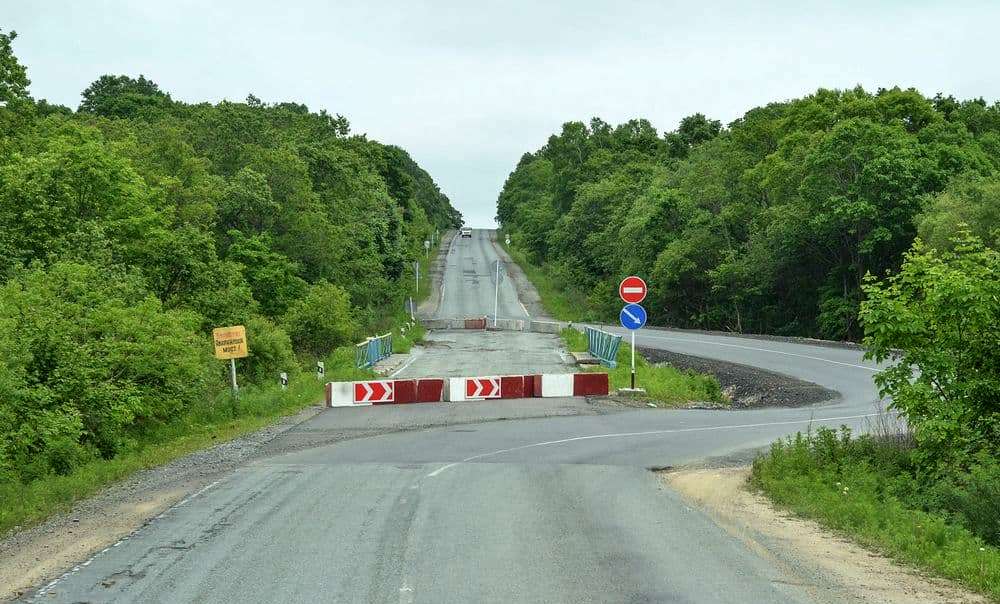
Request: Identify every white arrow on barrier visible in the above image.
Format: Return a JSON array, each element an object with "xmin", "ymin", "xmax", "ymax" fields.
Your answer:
[{"xmin": 466, "ymin": 377, "xmax": 500, "ymax": 399}]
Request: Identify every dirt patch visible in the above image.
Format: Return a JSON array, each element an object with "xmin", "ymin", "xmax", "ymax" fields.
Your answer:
[
  {"xmin": 640, "ymin": 347, "xmax": 839, "ymax": 408},
  {"xmin": 663, "ymin": 468, "xmax": 986, "ymax": 604},
  {"xmin": 0, "ymin": 404, "xmax": 323, "ymax": 602}
]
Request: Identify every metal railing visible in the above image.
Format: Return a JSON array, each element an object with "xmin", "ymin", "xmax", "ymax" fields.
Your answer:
[
  {"xmin": 585, "ymin": 326, "xmax": 622, "ymax": 368},
  {"xmin": 355, "ymin": 332, "xmax": 393, "ymax": 368}
]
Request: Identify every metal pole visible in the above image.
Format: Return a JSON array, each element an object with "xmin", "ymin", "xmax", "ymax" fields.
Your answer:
[
  {"xmin": 229, "ymin": 358, "xmax": 239, "ymax": 396},
  {"xmin": 415, "ymin": 262, "xmax": 419, "ymax": 293},
  {"xmin": 493, "ymin": 260, "xmax": 500, "ymax": 327},
  {"xmin": 630, "ymin": 331, "xmax": 636, "ymax": 390}
]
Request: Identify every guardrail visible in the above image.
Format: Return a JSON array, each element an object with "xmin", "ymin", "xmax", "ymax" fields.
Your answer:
[
  {"xmin": 355, "ymin": 332, "xmax": 393, "ymax": 368},
  {"xmin": 585, "ymin": 326, "xmax": 622, "ymax": 368}
]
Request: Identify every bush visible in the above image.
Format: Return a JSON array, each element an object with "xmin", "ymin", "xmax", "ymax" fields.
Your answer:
[
  {"xmin": 241, "ymin": 315, "xmax": 297, "ymax": 385},
  {"xmin": 0, "ymin": 262, "xmax": 214, "ymax": 481},
  {"xmin": 861, "ymin": 233, "xmax": 1000, "ymax": 469},
  {"xmin": 283, "ymin": 281, "xmax": 358, "ymax": 356},
  {"xmin": 751, "ymin": 427, "xmax": 1000, "ymax": 599}
]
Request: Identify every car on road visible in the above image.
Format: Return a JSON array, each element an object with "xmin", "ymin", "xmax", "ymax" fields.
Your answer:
[{"xmin": 460, "ymin": 228, "xmax": 472, "ymax": 238}]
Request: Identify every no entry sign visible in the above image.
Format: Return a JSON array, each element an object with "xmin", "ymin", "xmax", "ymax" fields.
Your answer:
[{"xmin": 619, "ymin": 276, "xmax": 647, "ymax": 304}]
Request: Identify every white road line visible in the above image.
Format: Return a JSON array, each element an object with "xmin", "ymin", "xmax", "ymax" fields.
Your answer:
[
  {"xmin": 519, "ymin": 301, "xmax": 530, "ymax": 317},
  {"xmin": 389, "ymin": 350, "xmax": 422, "ymax": 378},
  {"xmin": 427, "ymin": 412, "xmax": 880, "ymax": 475},
  {"xmin": 426, "ymin": 462, "xmax": 459, "ymax": 477},
  {"xmin": 639, "ymin": 334, "xmax": 879, "ymax": 372}
]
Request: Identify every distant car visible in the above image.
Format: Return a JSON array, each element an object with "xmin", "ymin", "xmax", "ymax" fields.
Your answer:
[{"xmin": 460, "ymin": 228, "xmax": 472, "ymax": 238}]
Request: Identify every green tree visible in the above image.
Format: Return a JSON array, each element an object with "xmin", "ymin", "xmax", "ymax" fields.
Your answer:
[
  {"xmin": 283, "ymin": 281, "xmax": 359, "ymax": 356},
  {"xmin": 861, "ymin": 234, "xmax": 1000, "ymax": 468},
  {"xmin": 78, "ymin": 74, "xmax": 173, "ymax": 118},
  {"xmin": 918, "ymin": 174, "xmax": 1000, "ymax": 250},
  {"xmin": 0, "ymin": 29, "xmax": 29, "ymax": 105}
]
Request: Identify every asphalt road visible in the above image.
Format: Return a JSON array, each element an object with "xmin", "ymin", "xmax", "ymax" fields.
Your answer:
[
  {"xmin": 30, "ymin": 229, "xmax": 888, "ymax": 603},
  {"xmin": 434, "ymin": 229, "xmax": 528, "ymax": 320}
]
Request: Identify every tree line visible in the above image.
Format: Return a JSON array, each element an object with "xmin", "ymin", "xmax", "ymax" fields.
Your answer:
[
  {"xmin": 497, "ymin": 88, "xmax": 1000, "ymax": 341},
  {"xmin": 0, "ymin": 30, "xmax": 460, "ymax": 483}
]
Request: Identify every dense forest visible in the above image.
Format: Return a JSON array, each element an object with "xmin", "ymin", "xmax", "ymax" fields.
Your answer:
[
  {"xmin": 0, "ymin": 30, "xmax": 460, "ymax": 482},
  {"xmin": 497, "ymin": 87, "xmax": 1000, "ymax": 340}
]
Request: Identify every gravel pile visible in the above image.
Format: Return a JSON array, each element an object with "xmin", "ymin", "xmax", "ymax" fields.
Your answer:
[{"xmin": 640, "ymin": 347, "xmax": 839, "ymax": 408}]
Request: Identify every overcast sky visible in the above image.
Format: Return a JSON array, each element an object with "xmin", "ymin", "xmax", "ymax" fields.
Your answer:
[{"xmin": 6, "ymin": 1, "xmax": 999, "ymax": 226}]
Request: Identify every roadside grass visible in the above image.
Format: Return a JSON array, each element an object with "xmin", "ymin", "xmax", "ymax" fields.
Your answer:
[
  {"xmin": 502, "ymin": 240, "xmax": 591, "ymax": 322},
  {"xmin": 0, "ymin": 345, "xmax": 375, "ymax": 537},
  {"xmin": 751, "ymin": 427, "xmax": 1000, "ymax": 600},
  {"xmin": 560, "ymin": 327, "xmax": 723, "ymax": 406}
]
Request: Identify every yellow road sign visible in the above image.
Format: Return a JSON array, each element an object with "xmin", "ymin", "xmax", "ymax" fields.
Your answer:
[{"xmin": 213, "ymin": 325, "xmax": 249, "ymax": 360}]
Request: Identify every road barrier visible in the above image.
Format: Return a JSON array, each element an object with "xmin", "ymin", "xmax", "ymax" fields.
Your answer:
[
  {"xmin": 355, "ymin": 332, "xmax": 393, "ymax": 368},
  {"xmin": 326, "ymin": 372, "xmax": 608, "ymax": 406},
  {"xmin": 585, "ymin": 326, "xmax": 622, "ymax": 368}
]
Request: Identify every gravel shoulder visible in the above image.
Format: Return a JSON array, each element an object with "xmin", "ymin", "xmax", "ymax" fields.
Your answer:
[
  {"xmin": 663, "ymin": 467, "xmax": 985, "ymax": 604},
  {"xmin": 640, "ymin": 347, "xmax": 840, "ymax": 408}
]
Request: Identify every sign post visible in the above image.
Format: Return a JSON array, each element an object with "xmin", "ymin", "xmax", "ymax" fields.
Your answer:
[
  {"xmin": 414, "ymin": 261, "xmax": 419, "ymax": 293},
  {"xmin": 213, "ymin": 325, "xmax": 249, "ymax": 396},
  {"xmin": 493, "ymin": 260, "xmax": 502, "ymax": 327},
  {"xmin": 280, "ymin": 372, "xmax": 288, "ymax": 390},
  {"xmin": 316, "ymin": 361, "xmax": 325, "ymax": 380},
  {"xmin": 424, "ymin": 239, "xmax": 430, "ymax": 257},
  {"xmin": 618, "ymin": 277, "xmax": 648, "ymax": 390}
]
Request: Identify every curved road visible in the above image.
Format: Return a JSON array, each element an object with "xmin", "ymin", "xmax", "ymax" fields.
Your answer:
[{"xmin": 30, "ymin": 229, "xmax": 887, "ymax": 603}]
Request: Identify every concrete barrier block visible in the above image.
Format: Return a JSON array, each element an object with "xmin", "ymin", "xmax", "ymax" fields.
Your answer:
[
  {"xmin": 529, "ymin": 321, "xmax": 566, "ymax": 334},
  {"xmin": 539, "ymin": 373, "xmax": 574, "ymax": 397},
  {"xmin": 500, "ymin": 375, "xmax": 526, "ymax": 398},
  {"xmin": 415, "ymin": 378, "xmax": 445, "ymax": 402},
  {"xmin": 392, "ymin": 379, "xmax": 417, "ymax": 404},
  {"xmin": 573, "ymin": 373, "xmax": 610, "ymax": 396},
  {"xmin": 446, "ymin": 377, "xmax": 467, "ymax": 402},
  {"xmin": 328, "ymin": 381, "xmax": 358, "ymax": 407}
]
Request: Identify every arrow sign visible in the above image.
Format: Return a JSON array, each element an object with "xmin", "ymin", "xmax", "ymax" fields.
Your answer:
[
  {"xmin": 619, "ymin": 303, "xmax": 647, "ymax": 330},
  {"xmin": 619, "ymin": 276, "xmax": 647, "ymax": 304},
  {"xmin": 354, "ymin": 380, "xmax": 394, "ymax": 404},
  {"xmin": 465, "ymin": 377, "xmax": 501, "ymax": 399}
]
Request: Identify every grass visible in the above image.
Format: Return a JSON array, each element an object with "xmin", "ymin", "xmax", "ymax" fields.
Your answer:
[
  {"xmin": 560, "ymin": 327, "xmax": 723, "ymax": 406},
  {"xmin": 501, "ymin": 239, "xmax": 590, "ymax": 322},
  {"xmin": 751, "ymin": 427, "xmax": 1000, "ymax": 600},
  {"xmin": 0, "ymin": 343, "xmax": 376, "ymax": 537}
]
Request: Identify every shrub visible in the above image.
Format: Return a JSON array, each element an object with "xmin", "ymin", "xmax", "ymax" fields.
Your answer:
[
  {"xmin": 241, "ymin": 315, "xmax": 297, "ymax": 385},
  {"xmin": 283, "ymin": 281, "xmax": 358, "ymax": 356},
  {"xmin": 0, "ymin": 262, "xmax": 214, "ymax": 481},
  {"xmin": 861, "ymin": 233, "xmax": 1000, "ymax": 469}
]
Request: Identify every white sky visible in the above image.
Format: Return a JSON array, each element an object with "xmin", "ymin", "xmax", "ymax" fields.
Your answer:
[{"xmin": 5, "ymin": 1, "xmax": 999, "ymax": 226}]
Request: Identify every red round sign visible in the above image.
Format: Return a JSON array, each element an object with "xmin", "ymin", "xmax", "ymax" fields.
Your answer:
[{"xmin": 619, "ymin": 276, "xmax": 647, "ymax": 303}]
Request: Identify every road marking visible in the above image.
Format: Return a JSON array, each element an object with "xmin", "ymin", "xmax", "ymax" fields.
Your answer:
[
  {"xmin": 519, "ymin": 301, "xmax": 530, "ymax": 317},
  {"xmin": 427, "ymin": 412, "xmax": 881, "ymax": 475},
  {"xmin": 426, "ymin": 462, "xmax": 459, "ymax": 477},
  {"xmin": 637, "ymin": 333, "xmax": 879, "ymax": 372},
  {"xmin": 389, "ymin": 350, "xmax": 422, "ymax": 378}
]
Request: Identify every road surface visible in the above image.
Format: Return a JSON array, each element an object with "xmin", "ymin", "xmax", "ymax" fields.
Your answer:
[
  {"xmin": 27, "ymin": 229, "xmax": 887, "ymax": 603},
  {"xmin": 433, "ymin": 230, "xmax": 529, "ymax": 320}
]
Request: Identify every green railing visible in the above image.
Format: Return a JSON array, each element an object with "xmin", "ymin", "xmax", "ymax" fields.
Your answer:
[
  {"xmin": 355, "ymin": 332, "xmax": 393, "ymax": 368},
  {"xmin": 585, "ymin": 326, "xmax": 622, "ymax": 368}
]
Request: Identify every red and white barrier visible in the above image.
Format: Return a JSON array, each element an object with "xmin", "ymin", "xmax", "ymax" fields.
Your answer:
[{"xmin": 326, "ymin": 373, "xmax": 609, "ymax": 407}]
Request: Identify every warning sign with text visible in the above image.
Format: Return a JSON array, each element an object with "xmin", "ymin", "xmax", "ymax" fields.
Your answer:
[{"xmin": 213, "ymin": 325, "xmax": 249, "ymax": 360}]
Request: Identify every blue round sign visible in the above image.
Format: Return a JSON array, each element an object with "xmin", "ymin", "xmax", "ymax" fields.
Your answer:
[{"xmin": 619, "ymin": 303, "xmax": 647, "ymax": 330}]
